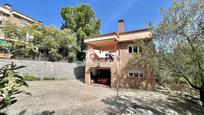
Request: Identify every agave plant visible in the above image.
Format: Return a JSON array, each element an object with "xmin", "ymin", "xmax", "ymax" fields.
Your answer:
[{"xmin": 0, "ymin": 62, "xmax": 30, "ymax": 114}]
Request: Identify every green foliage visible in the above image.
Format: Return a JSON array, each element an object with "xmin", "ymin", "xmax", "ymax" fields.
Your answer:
[
  {"xmin": 129, "ymin": 39, "xmax": 157, "ymax": 71},
  {"xmin": 2, "ymin": 22, "xmax": 22, "ymax": 40},
  {"xmin": 2, "ymin": 22, "xmax": 78, "ymax": 62},
  {"xmin": 151, "ymin": 0, "xmax": 204, "ymax": 105},
  {"xmin": 23, "ymin": 74, "xmax": 41, "ymax": 81},
  {"xmin": 154, "ymin": 0, "xmax": 204, "ymax": 89},
  {"xmin": 61, "ymin": 4, "xmax": 101, "ymax": 60},
  {"xmin": 42, "ymin": 77, "xmax": 56, "ymax": 80},
  {"xmin": 129, "ymin": 39, "xmax": 160, "ymax": 82},
  {"xmin": 23, "ymin": 74, "xmax": 57, "ymax": 81},
  {"xmin": 131, "ymin": 0, "xmax": 204, "ymax": 105},
  {"xmin": 0, "ymin": 63, "xmax": 30, "ymax": 113}
]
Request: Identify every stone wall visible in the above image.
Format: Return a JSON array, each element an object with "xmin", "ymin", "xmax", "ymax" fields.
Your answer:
[{"xmin": 0, "ymin": 59, "xmax": 85, "ymax": 80}]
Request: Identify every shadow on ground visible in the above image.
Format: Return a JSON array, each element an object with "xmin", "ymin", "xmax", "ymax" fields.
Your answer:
[
  {"xmin": 35, "ymin": 111, "xmax": 55, "ymax": 115},
  {"xmin": 74, "ymin": 66, "xmax": 85, "ymax": 83},
  {"xmin": 102, "ymin": 95, "xmax": 204, "ymax": 115},
  {"xmin": 17, "ymin": 109, "xmax": 55, "ymax": 115}
]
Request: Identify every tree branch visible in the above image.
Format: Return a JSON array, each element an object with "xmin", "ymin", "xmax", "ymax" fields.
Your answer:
[
  {"xmin": 181, "ymin": 31, "xmax": 204, "ymax": 84},
  {"xmin": 162, "ymin": 55, "xmax": 201, "ymax": 90}
]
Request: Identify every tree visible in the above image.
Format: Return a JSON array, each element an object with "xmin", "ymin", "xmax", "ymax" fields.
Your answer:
[
  {"xmin": 128, "ymin": 38, "xmax": 159, "ymax": 88},
  {"xmin": 0, "ymin": 63, "xmax": 30, "ymax": 114},
  {"xmin": 2, "ymin": 22, "xmax": 78, "ymax": 62},
  {"xmin": 154, "ymin": 0, "xmax": 204, "ymax": 106},
  {"xmin": 61, "ymin": 4, "xmax": 101, "ymax": 60},
  {"xmin": 130, "ymin": 39, "xmax": 183, "ymax": 86},
  {"xmin": 2, "ymin": 21, "xmax": 22, "ymax": 40},
  {"xmin": 129, "ymin": 39, "xmax": 156, "ymax": 74},
  {"xmin": 30, "ymin": 25, "xmax": 78, "ymax": 61},
  {"xmin": 2, "ymin": 22, "xmax": 39, "ymax": 59}
]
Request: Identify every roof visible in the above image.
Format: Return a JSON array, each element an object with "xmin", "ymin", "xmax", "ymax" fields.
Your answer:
[
  {"xmin": 12, "ymin": 10, "xmax": 41, "ymax": 23},
  {"xmin": 84, "ymin": 33, "xmax": 119, "ymax": 43},
  {"xmin": 84, "ymin": 28, "xmax": 152, "ymax": 43},
  {"xmin": 0, "ymin": 4, "xmax": 41, "ymax": 23},
  {"xmin": 85, "ymin": 32, "xmax": 119, "ymax": 40},
  {"xmin": 118, "ymin": 28, "xmax": 150, "ymax": 35}
]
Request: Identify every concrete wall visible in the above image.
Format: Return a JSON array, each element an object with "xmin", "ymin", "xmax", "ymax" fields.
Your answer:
[{"xmin": 0, "ymin": 59, "xmax": 85, "ymax": 80}]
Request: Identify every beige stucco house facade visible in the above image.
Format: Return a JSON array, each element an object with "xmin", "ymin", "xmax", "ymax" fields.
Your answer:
[{"xmin": 84, "ymin": 20, "xmax": 155, "ymax": 89}]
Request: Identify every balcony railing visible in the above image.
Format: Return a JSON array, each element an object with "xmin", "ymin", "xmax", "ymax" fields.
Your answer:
[{"xmin": 85, "ymin": 49, "xmax": 119, "ymax": 64}]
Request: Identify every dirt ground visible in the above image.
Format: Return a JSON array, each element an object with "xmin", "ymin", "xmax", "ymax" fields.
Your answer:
[{"xmin": 5, "ymin": 80, "xmax": 204, "ymax": 115}]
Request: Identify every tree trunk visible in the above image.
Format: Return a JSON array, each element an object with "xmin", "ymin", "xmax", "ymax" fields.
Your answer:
[{"xmin": 200, "ymin": 86, "xmax": 204, "ymax": 107}]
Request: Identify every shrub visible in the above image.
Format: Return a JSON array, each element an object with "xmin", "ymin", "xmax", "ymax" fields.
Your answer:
[
  {"xmin": 0, "ymin": 62, "xmax": 30, "ymax": 114},
  {"xmin": 23, "ymin": 74, "xmax": 41, "ymax": 81},
  {"xmin": 42, "ymin": 77, "xmax": 56, "ymax": 80},
  {"xmin": 24, "ymin": 75, "xmax": 57, "ymax": 81}
]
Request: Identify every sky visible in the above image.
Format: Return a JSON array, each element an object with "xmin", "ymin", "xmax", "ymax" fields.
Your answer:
[{"xmin": 0, "ymin": 0, "xmax": 172, "ymax": 34}]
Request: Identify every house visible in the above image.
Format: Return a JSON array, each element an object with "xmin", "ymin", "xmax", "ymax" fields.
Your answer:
[
  {"xmin": 0, "ymin": 3, "xmax": 41, "ymax": 58},
  {"xmin": 0, "ymin": 3, "xmax": 41, "ymax": 39},
  {"xmin": 84, "ymin": 20, "xmax": 155, "ymax": 89}
]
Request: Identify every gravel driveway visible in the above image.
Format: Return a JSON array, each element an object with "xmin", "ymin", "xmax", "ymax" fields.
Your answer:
[{"xmin": 5, "ymin": 80, "xmax": 204, "ymax": 115}]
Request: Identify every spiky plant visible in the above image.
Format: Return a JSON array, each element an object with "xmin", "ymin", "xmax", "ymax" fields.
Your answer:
[{"xmin": 0, "ymin": 62, "xmax": 30, "ymax": 114}]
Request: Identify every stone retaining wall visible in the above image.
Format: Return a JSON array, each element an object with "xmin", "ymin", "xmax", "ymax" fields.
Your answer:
[{"xmin": 0, "ymin": 59, "xmax": 85, "ymax": 79}]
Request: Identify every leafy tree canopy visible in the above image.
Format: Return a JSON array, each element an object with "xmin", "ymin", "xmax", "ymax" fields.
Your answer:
[
  {"xmin": 130, "ymin": 0, "xmax": 204, "ymax": 106},
  {"xmin": 2, "ymin": 22, "xmax": 78, "ymax": 62},
  {"xmin": 61, "ymin": 4, "xmax": 101, "ymax": 60}
]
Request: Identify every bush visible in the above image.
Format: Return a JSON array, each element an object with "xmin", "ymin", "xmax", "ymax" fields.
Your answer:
[
  {"xmin": 0, "ymin": 63, "xmax": 30, "ymax": 114},
  {"xmin": 23, "ymin": 74, "xmax": 41, "ymax": 81},
  {"xmin": 24, "ymin": 74, "xmax": 58, "ymax": 81},
  {"xmin": 42, "ymin": 77, "xmax": 56, "ymax": 80}
]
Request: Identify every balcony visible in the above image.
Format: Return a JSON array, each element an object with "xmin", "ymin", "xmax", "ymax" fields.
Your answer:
[{"xmin": 85, "ymin": 49, "xmax": 119, "ymax": 67}]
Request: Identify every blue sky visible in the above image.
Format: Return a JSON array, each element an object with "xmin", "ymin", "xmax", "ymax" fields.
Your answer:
[{"xmin": 0, "ymin": 0, "xmax": 172, "ymax": 34}]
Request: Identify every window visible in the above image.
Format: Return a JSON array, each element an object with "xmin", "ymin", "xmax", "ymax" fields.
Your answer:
[
  {"xmin": 134, "ymin": 73, "xmax": 139, "ymax": 77},
  {"xmin": 128, "ymin": 71, "xmax": 144, "ymax": 78},
  {"xmin": 128, "ymin": 45, "xmax": 140, "ymax": 54},
  {"xmin": 128, "ymin": 72, "xmax": 134, "ymax": 77},
  {"xmin": 133, "ymin": 46, "xmax": 138, "ymax": 53},
  {"xmin": 139, "ymin": 73, "xmax": 144, "ymax": 77},
  {"xmin": 128, "ymin": 46, "xmax": 132, "ymax": 53}
]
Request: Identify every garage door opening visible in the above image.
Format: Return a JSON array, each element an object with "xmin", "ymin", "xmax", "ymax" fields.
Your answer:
[{"xmin": 90, "ymin": 68, "xmax": 111, "ymax": 86}]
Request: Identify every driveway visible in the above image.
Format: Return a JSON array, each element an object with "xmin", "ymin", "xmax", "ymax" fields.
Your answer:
[{"xmin": 6, "ymin": 80, "xmax": 204, "ymax": 115}]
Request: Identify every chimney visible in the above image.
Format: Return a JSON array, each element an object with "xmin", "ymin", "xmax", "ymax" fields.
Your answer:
[
  {"xmin": 118, "ymin": 19, "xmax": 124, "ymax": 33},
  {"xmin": 3, "ymin": 3, "xmax": 12, "ymax": 10}
]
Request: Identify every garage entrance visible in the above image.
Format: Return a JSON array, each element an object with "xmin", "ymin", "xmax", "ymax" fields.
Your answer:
[{"xmin": 90, "ymin": 68, "xmax": 111, "ymax": 86}]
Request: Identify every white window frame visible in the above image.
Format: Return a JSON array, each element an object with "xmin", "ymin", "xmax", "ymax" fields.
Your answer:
[
  {"xmin": 127, "ymin": 45, "xmax": 140, "ymax": 54},
  {"xmin": 128, "ymin": 71, "xmax": 144, "ymax": 78}
]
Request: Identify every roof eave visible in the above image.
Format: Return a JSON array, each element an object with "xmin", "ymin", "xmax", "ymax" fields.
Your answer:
[{"xmin": 84, "ymin": 34, "xmax": 119, "ymax": 43}]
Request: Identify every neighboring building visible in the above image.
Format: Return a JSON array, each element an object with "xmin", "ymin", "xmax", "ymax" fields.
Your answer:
[
  {"xmin": 84, "ymin": 20, "xmax": 155, "ymax": 89},
  {"xmin": 0, "ymin": 3, "xmax": 41, "ymax": 58},
  {"xmin": 0, "ymin": 3, "xmax": 41, "ymax": 39}
]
